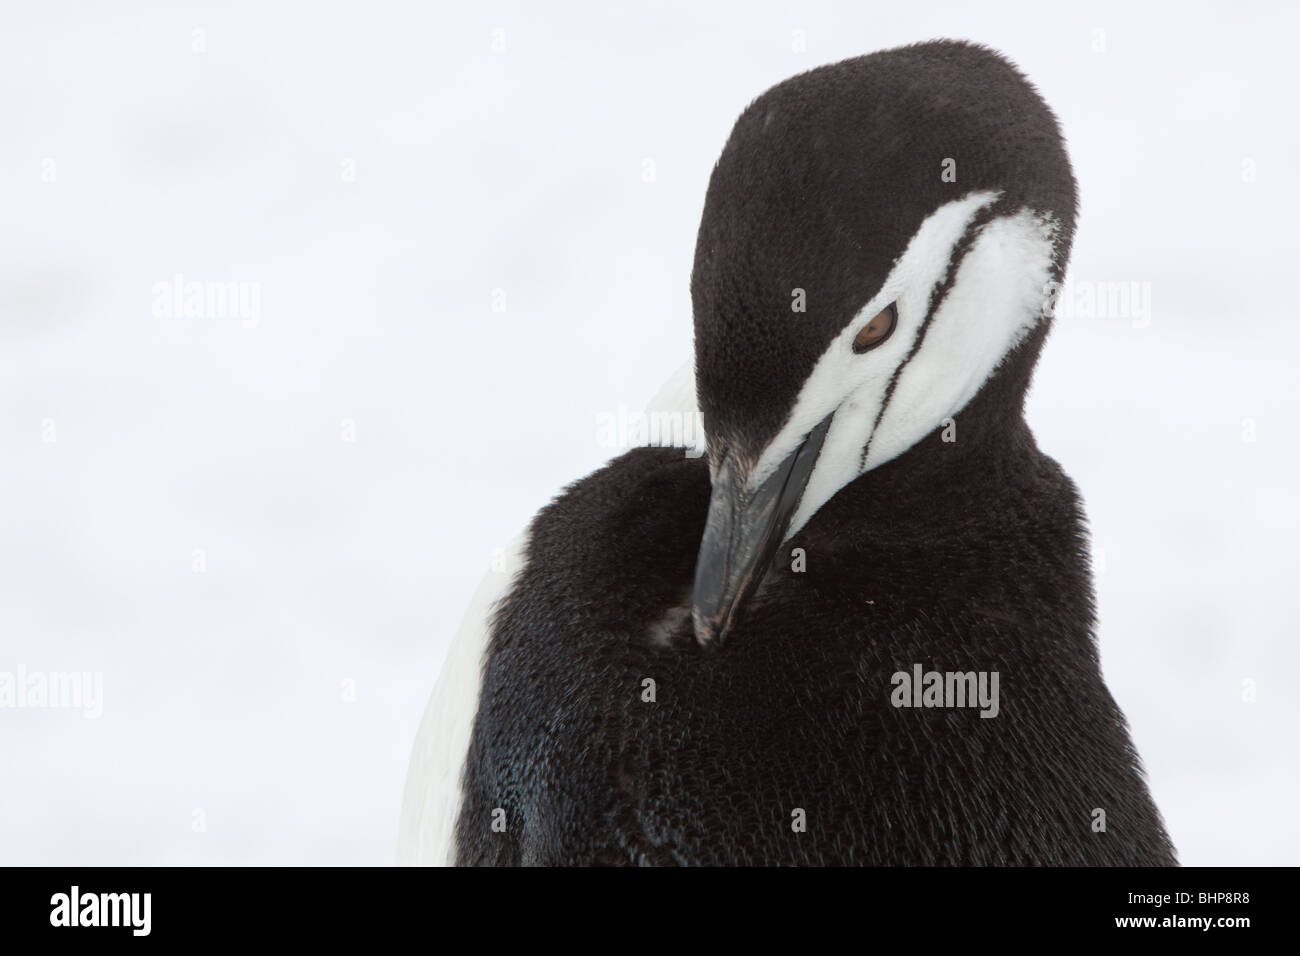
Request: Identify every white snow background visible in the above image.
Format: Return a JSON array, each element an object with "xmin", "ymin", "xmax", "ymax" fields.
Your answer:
[{"xmin": 1, "ymin": 0, "xmax": 1297, "ymax": 865}]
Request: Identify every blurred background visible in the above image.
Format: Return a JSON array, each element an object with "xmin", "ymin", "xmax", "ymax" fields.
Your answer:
[{"xmin": 1, "ymin": 0, "xmax": 1296, "ymax": 865}]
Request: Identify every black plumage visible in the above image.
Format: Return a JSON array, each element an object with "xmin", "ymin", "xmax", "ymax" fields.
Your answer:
[{"xmin": 452, "ymin": 40, "xmax": 1176, "ymax": 866}]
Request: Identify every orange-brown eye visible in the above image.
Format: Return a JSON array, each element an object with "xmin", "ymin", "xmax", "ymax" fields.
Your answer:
[{"xmin": 852, "ymin": 303, "xmax": 897, "ymax": 353}]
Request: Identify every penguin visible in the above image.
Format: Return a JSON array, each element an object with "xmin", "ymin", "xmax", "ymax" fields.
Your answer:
[{"xmin": 398, "ymin": 39, "xmax": 1177, "ymax": 866}]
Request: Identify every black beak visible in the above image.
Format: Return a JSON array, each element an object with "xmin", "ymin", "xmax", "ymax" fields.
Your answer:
[{"xmin": 691, "ymin": 415, "xmax": 834, "ymax": 647}]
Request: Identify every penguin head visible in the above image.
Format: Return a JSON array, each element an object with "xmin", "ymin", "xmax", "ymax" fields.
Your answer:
[{"xmin": 690, "ymin": 40, "xmax": 1078, "ymax": 647}]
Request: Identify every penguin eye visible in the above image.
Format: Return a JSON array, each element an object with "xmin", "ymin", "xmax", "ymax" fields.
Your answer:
[{"xmin": 852, "ymin": 303, "xmax": 897, "ymax": 353}]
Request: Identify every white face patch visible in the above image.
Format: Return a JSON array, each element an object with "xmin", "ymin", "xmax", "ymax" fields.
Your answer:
[
  {"xmin": 860, "ymin": 207, "xmax": 1058, "ymax": 472},
  {"xmin": 742, "ymin": 191, "xmax": 1059, "ymax": 538}
]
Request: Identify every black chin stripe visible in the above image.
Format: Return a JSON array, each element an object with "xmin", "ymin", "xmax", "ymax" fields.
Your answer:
[{"xmin": 858, "ymin": 196, "xmax": 1016, "ymax": 470}]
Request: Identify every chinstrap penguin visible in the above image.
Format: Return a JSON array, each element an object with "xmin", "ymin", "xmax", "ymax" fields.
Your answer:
[{"xmin": 400, "ymin": 39, "xmax": 1177, "ymax": 866}]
